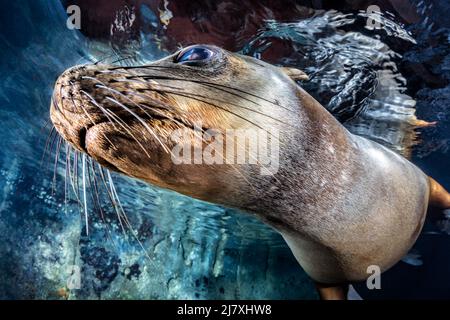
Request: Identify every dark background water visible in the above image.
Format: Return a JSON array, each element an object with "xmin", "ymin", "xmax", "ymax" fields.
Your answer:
[{"xmin": 0, "ymin": 0, "xmax": 449, "ymax": 299}]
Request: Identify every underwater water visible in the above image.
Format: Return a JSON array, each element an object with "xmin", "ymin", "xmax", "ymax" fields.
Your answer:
[{"xmin": 0, "ymin": 0, "xmax": 449, "ymax": 299}]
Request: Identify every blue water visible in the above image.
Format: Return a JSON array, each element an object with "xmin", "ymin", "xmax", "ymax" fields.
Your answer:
[{"xmin": 0, "ymin": 0, "xmax": 449, "ymax": 299}]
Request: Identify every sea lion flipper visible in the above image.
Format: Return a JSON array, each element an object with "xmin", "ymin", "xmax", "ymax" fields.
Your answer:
[
  {"xmin": 428, "ymin": 177, "xmax": 450, "ymax": 209},
  {"xmin": 314, "ymin": 282, "xmax": 349, "ymax": 300},
  {"xmin": 280, "ymin": 67, "xmax": 310, "ymax": 81}
]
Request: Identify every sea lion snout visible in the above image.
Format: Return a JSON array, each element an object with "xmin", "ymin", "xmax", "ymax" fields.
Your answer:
[
  {"xmin": 51, "ymin": 64, "xmax": 109, "ymax": 152},
  {"xmin": 51, "ymin": 62, "xmax": 178, "ymax": 154}
]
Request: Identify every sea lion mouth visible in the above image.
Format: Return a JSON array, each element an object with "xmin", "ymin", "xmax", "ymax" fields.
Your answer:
[
  {"xmin": 79, "ymin": 122, "xmax": 120, "ymax": 172},
  {"xmin": 80, "ymin": 111, "xmax": 175, "ymax": 153},
  {"xmin": 55, "ymin": 103, "xmax": 182, "ymax": 175},
  {"xmin": 79, "ymin": 121, "xmax": 104, "ymax": 153}
]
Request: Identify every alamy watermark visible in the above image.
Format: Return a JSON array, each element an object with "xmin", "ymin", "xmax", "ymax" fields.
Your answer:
[
  {"xmin": 366, "ymin": 265, "xmax": 381, "ymax": 290},
  {"xmin": 67, "ymin": 265, "xmax": 81, "ymax": 290},
  {"xmin": 366, "ymin": 5, "xmax": 382, "ymax": 30},
  {"xmin": 170, "ymin": 122, "xmax": 280, "ymax": 175},
  {"xmin": 66, "ymin": 5, "xmax": 81, "ymax": 30}
]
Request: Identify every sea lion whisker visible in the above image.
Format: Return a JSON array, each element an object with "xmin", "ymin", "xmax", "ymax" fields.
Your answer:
[
  {"xmin": 76, "ymin": 93, "xmax": 119, "ymax": 151},
  {"xmin": 105, "ymin": 96, "xmax": 175, "ymax": 157},
  {"xmin": 103, "ymin": 78, "xmax": 259, "ymax": 135},
  {"xmin": 127, "ymin": 73, "xmax": 297, "ymax": 113},
  {"xmin": 193, "ymin": 126, "xmax": 272, "ymax": 190},
  {"xmin": 105, "ymin": 170, "xmax": 133, "ymax": 246},
  {"xmin": 66, "ymin": 147, "xmax": 84, "ymax": 207},
  {"xmin": 115, "ymin": 91, "xmax": 188, "ymax": 127},
  {"xmin": 115, "ymin": 79, "xmax": 293, "ymax": 126},
  {"xmin": 111, "ymin": 68, "xmax": 290, "ymax": 111},
  {"xmin": 201, "ymin": 132, "xmax": 260, "ymax": 192},
  {"xmin": 196, "ymin": 81, "xmax": 297, "ymax": 114},
  {"xmin": 87, "ymin": 159, "xmax": 104, "ymax": 216},
  {"xmin": 73, "ymin": 151, "xmax": 82, "ymax": 203},
  {"xmin": 86, "ymin": 159, "xmax": 105, "ymax": 224},
  {"xmin": 94, "ymin": 56, "xmax": 110, "ymax": 66},
  {"xmin": 69, "ymin": 148, "xmax": 80, "ymax": 203},
  {"xmin": 153, "ymin": 89, "xmax": 276, "ymax": 138},
  {"xmin": 80, "ymin": 77, "xmax": 173, "ymax": 155},
  {"xmin": 102, "ymin": 108, "xmax": 152, "ymax": 158},
  {"xmin": 94, "ymin": 83, "xmax": 173, "ymax": 125},
  {"xmin": 64, "ymin": 144, "xmax": 70, "ymax": 215},
  {"xmin": 107, "ymin": 60, "xmax": 194, "ymax": 71},
  {"xmin": 90, "ymin": 83, "xmax": 191, "ymax": 132},
  {"xmin": 41, "ymin": 127, "xmax": 56, "ymax": 167},
  {"xmin": 109, "ymin": 55, "xmax": 135, "ymax": 66},
  {"xmin": 86, "ymin": 162, "xmax": 101, "ymax": 215},
  {"xmin": 106, "ymin": 170, "xmax": 154, "ymax": 263},
  {"xmin": 104, "ymin": 86, "xmax": 190, "ymax": 126},
  {"xmin": 117, "ymin": 77, "xmax": 187, "ymax": 93},
  {"xmin": 94, "ymin": 52, "xmax": 125, "ymax": 66},
  {"xmin": 52, "ymin": 136, "xmax": 63, "ymax": 196},
  {"xmin": 131, "ymin": 73, "xmax": 260, "ymax": 100},
  {"xmin": 80, "ymin": 90, "xmax": 119, "ymax": 131},
  {"xmin": 77, "ymin": 92, "xmax": 121, "ymax": 151},
  {"xmin": 82, "ymin": 153, "xmax": 89, "ymax": 236},
  {"xmin": 96, "ymin": 163, "xmax": 117, "ymax": 210},
  {"xmin": 107, "ymin": 64, "xmax": 165, "ymax": 71},
  {"xmin": 101, "ymin": 87, "xmax": 176, "ymax": 115},
  {"xmin": 66, "ymin": 146, "xmax": 81, "ymax": 203},
  {"xmin": 39, "ymin": 119, "xmax": 52, "ymax": 136},
  {"xmin": 97, "ymin": 165, "xmax": 127, "ymax": 236},
  {"xmin": 154, "ymin": 88, "xmax": 289, "ymax": 133},
  {"xmin": 46, "ymin": 128, "xmax": 59, "ymax": 169},
  {"xmin": 89, "ymin": 78, "xmax": 176, "ymax": 122},
  {"xmin": 82, "ymin": 76, "xmax": 177, "ymax": 115},
  {"xmin": 88, "ymin": 159, "xmax": 120, "ymax": 251},
  {"xmin": 107, "ymin": 83, "xmax": 178, "ymax": 112}
]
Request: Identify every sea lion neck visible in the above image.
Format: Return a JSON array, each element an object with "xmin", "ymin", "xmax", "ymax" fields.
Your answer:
[{"xmin": 237, "ymin": 87, "xmax": 356, "ymax": 235}]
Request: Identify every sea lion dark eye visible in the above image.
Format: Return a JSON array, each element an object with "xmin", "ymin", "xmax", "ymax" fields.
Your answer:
[{"xmin": 175, "ymin": 46, "xmax": 214, "ymax": 65}]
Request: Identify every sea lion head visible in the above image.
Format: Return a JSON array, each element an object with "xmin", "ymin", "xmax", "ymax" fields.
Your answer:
[{"xmin": 50, "ymin": 45, "xmax": 310, "ymax": 208}]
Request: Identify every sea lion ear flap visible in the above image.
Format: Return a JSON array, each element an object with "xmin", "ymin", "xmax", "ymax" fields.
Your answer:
[{"xmin": 280, "ymin": 67, "xmax": 309, "ymax": 81}]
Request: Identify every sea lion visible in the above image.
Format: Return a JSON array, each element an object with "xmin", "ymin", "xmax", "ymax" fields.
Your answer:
[{"xmin": 50, "ymin": 45, "xmax": 450, "ymax": 299}]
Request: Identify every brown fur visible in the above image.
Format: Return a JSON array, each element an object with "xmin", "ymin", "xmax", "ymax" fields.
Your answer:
[{"xmin": 429, "ymin": 177, "xmax": 450, "ymax": 208}]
